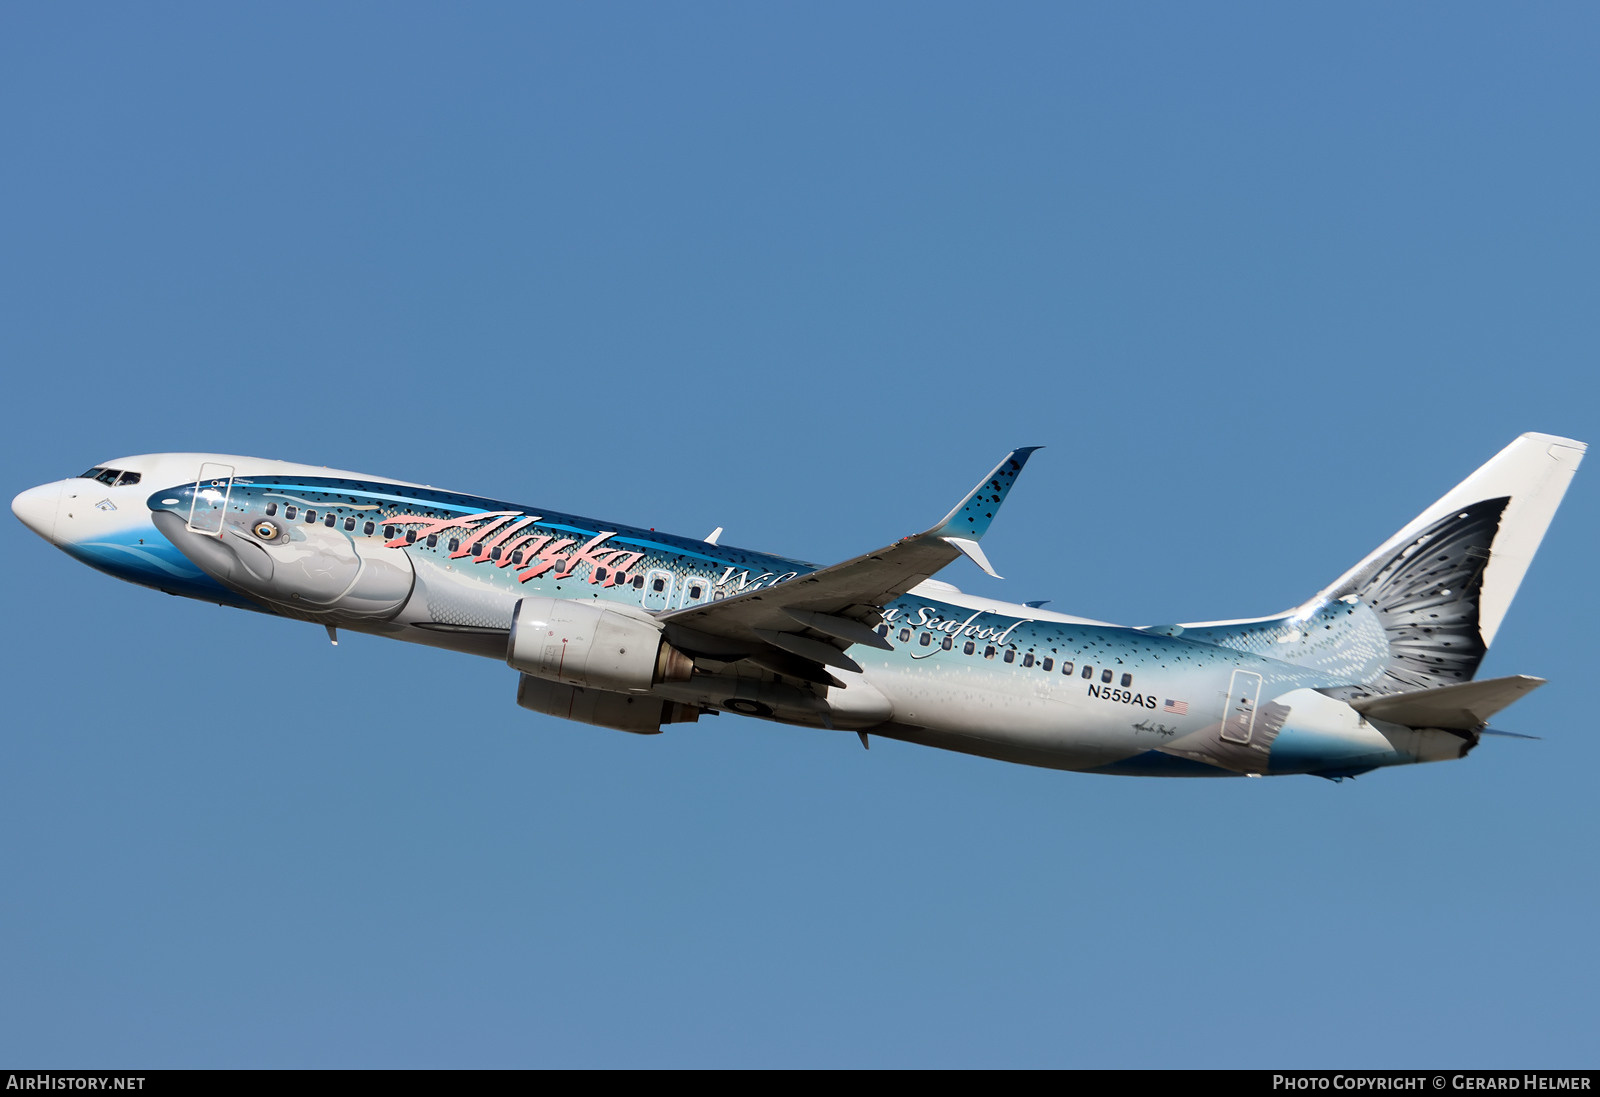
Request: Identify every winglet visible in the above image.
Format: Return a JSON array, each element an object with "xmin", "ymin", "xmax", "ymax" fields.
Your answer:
[{"xmin": 931, "ymin": 447, "xmax": 1041, "ymax": 542}]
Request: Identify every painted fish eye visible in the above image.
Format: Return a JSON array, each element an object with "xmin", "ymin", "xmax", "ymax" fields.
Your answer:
[{"xmin": 252, "ymin": 520, "xmax": 280, "ymax": 540}]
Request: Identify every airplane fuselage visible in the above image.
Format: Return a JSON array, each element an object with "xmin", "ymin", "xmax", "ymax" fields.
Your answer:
[{"xmin": 20, "ymin": 439, "xmax": 1580, "ymax": 780}]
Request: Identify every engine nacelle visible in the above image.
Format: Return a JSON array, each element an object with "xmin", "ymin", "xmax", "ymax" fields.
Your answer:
[
  {"xmin": 507, "ymin": 596, "xmax": 694, "ymax": 692},
  {"xmin": 516, "ymin": 674, "xmax": 700, "ymax": 735}
]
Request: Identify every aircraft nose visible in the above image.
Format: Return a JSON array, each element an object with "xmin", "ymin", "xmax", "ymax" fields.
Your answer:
[{"xmin": 13, "ymin": 482, "xmax": 64, "ymax": 542}]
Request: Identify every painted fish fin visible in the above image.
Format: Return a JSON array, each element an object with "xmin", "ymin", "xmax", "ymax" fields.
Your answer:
[{"xmin": 1148, "ymin": 434, "xmax": 1583, "ymax": 699}]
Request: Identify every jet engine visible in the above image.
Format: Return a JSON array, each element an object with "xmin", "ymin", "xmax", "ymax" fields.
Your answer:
[
  {"xmin": 506, "ymin": 596, "xmax": 694, "ymax": 692},
  {"xmin": 515, "ymin": 674, "xmax": 700, "ymax": 735}
]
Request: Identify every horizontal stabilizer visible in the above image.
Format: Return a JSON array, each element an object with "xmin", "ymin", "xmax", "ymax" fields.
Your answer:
[
  {"xmin": 1481, "ymin": 727, "xmax": 1541, "ymax": 741},
  {"xmin": 1349, "ymin": 674, "xmax": 1546, "ymax": 731}
]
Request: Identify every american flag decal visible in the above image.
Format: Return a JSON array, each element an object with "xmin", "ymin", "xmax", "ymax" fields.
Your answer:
[{"xmin": 1163, "ymin": 699, "xmax": 1189, "ymax": 715}]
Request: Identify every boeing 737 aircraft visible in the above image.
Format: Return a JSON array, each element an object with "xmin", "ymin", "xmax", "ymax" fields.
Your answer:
[{"xmin": 11, "ymin": 434, "xmax": 1583, "ymax": 779}]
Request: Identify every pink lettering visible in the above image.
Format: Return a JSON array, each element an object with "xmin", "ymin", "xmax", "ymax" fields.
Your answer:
[
  {"xmin": 474, "ymin": 515, "xmax": 540, "ymax": 562},
  {"xmin": 551, "ymin": 531, "xmax": 622, "ymax": 580},
  {"xmin": 382, "ymin": 510, "xmax": 519, "ymax": 549},
  {"xmin": 497, "ymin": 531, "xmax": 550, "ymax": 568},
  {"xmin": 378, "ymin": 510, "xmax": 655, "ymax": 592},
  {"xmin": 516, "ymin": 539, "xmax": 576, "ymax": 581},
  {"xmin": 451, "ymin": 514, "xmax": 522, "ymax": 558}
]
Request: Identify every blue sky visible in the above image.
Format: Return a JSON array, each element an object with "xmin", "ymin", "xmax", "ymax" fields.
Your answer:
[{"xmin": 3, "ymin": 3, "xmax": 1597, "ymax": 1067}]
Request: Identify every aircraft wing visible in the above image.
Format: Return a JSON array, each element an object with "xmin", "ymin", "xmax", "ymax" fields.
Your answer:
[{"xmin": 659, "ymin": 448, "xmax": 1038, "ymax": 683}]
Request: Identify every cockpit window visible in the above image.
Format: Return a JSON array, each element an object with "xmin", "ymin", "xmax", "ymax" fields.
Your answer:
[{"xmin": 76, "ymin": 467, "xmax": 141, "ymax": 487}]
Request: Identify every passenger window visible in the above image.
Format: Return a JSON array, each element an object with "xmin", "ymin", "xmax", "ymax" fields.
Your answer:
[
  {"xmin": 344, "ymin": 517, "xmax": 355, "ymax": 531},
  {"xmin": 1022, "ymin": 653, "xmax": 1034, "ymax": 668},
  {"xmin": 898, "ymin": 628, "xmax": 911, "ymax": 643},
  {"xmin": 596, "ymin": 568, "xmax": 609, "ymax": 584},
  {"xmin": 512, "ymin": 551, "xmax": 524, "ymax": 565},
  {"xmin": 287, "ymin": 507, "xmax": 298, "ymax": 520},
  {"xmin": 688, "ymin": 583, "xmax": 702, "ymax": 599},
  {"xmin": 652, "ymin": 578, "xmax": 666, "ymax": 593},
  {"xmin": 1004, "ymin": 650, "xmax": 1015, "ymax": 664},
  {"xmin": 490, "ymin": 546, "xmax": 502, "ymax": 561},
  {"xmin": 941, "ymin": 636, "xmax": 952, "ymax": 651},
  {"xmin": 447, "ymin": 538, "xmax": 459, "ymax": 553},
  {"xmin": 1082, "ymin": 665, "xmax": 1093, "ymax": 679},
  {"xmin": 1043, "ymin": 658, "xmax": 1053, "ymax": 672},
  {"xmin": 919, "ymin": 633, "xmax": 931, "ymax": 647},
  {"xmin": 1062, "ymin": 662, "xmax": 1073, "ymax": 675},
  {"xmin": 984, "ymin": 646, "xmax": 995, "ymax": 659},
  {"xmin": 266, "ymin": 503, "xmax": 278, "ymax": 516},
  {"xmin": 877, "ymin": 625, "xmax": 889, "ymax": 637},
  {"xmin": 305, "ymin": 510, "xmax": 317, "ymax": 523},
  {"xmin": 1121, "ymin": 673, "xmax": 1133, "ymax": 687},
  {"xmin": 1101, "ymin": 669, "xmax": 1113, "ymax": 683},
  {"xmin": 427, "ymin": 534, "xmax": 439, "ymax": 548},
  {"xmin": 405, "ymin": 530, "xmax": 417, "ymax": 544},
  {"xmin": 633, "ymin": 575, "xmax": 646, "ymax": 589},
  {"xmin": 324, "ymin": 514, "xmax": 335, "ymax": 527},
  {"xmin": 363, "ymin": 521, "xmax": 375, "ymax": 535},
  {"xmin": 963, "ymin": 641, "xmax": 975, "ymax": 655}
]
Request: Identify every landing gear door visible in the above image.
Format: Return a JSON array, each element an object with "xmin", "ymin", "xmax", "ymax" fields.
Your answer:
[
  {"xmin": 187, "ymin": 462, "xmax": 236, "ymax": 536},
  {"xmin": 1220, "ymin": 669, "xmax": 1263, "ymax": 744}
]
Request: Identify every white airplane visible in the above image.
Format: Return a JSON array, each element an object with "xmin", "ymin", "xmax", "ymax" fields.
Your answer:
[{"xmin": 11, "ymin": 433, "xmax": 1583, "ymax": 779}]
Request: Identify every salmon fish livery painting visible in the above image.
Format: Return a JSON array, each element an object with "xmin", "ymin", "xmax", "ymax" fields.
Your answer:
[{"xmin": 12, "ymin": 435, "xmax": 1584, "ymax": 780}]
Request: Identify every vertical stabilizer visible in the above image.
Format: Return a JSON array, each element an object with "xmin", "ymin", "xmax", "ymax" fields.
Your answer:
[
  {"xmin": 1159, "ymin": 434, "xmax": 1583, "ymax": 697},
  {"xmin": 1314, "ymin": 433, "xmax": 1584, "ymax": 651}
]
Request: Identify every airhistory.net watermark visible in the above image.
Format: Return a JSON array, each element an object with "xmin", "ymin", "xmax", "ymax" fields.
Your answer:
[{"xmin": 5, "ymin": 1077, "xmax": 145, "ymax": 1091}]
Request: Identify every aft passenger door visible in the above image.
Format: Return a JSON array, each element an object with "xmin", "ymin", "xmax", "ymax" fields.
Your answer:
[{"xmin": 1220, "ymin": 669, "xmax": 1263, "ymax": 744}]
